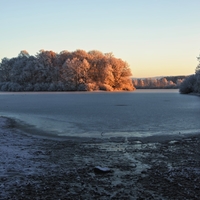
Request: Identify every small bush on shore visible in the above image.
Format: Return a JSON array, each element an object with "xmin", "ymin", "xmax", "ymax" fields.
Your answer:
[{"xmin": 179, "ymin": 55, "xmax": 200, "ymax": 94}]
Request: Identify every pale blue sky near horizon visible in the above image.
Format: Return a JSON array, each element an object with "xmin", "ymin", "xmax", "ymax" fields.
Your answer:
[{"xmin": 0, "ymin": 0, "xmax": 200, "ymax": 78}]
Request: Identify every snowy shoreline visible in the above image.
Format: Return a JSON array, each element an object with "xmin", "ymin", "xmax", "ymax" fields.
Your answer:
[{"xmin": 1, "ymin": 116, "xmax": 200, "ymax": 199}]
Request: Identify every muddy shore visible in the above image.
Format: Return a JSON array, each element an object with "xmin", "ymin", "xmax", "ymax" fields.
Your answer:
[{"xmin": 0, "ymin": 117, "xmax": 200, "ymax": 200}]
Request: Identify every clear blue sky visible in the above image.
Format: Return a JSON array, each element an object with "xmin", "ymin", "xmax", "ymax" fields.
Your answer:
[{"xmin": 0, "ymin": 0, "xmax": 200, "ymax": 77}]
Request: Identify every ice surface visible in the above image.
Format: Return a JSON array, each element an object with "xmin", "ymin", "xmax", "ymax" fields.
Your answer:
[{"xmin": 0, "ymin": 90, "xmax": 200, "ymax": 138}]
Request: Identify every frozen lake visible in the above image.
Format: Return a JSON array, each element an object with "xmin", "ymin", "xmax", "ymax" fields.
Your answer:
[{"xmin": 0, "ymin": 89, "xmax": 200, "ymax": 138}]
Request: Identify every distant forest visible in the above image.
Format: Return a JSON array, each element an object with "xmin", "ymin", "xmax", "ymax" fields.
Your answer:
[
  {"xmin": 0, "ymin": 50, "xmax": 135, "ymax": 91},
  {"xmin": 179, "ymin": 55, "xmax": 200, "ymax": 94},
  {"xmin": 132, "ymin": 76, "xmax": 186, "ymax": 89}
]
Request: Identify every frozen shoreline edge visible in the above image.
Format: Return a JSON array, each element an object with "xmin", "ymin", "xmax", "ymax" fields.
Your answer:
[{"xmin": 1, "ymin": 116, "xmax": 200, "ymax": 144}]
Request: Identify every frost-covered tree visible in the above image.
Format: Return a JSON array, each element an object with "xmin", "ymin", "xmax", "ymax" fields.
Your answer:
[
  {"xmin": 39, "ymin": 50, "xmax": 58, "ymax": 81},
  {"xmin": 88, "ymin": 50, "xmax": 104, "ymax": 59},
  {"xmin": 0, "ymin": 58, "xmax": 11, "ymax": 82},
  {"xmin": 176, "ymin": 79, "xmax": 184, "ymax": 87},
  {"xmin": 194, "ymin": 55, "xmax": 200, "ymax": 93},
  {"xmin": 61, "ymin": 58, "xmax": 90, "ymax": 90},
  {"xmin": 196, "ymin": 55, "xmax": 200, "ymax": 74},
  {"xmin": 72, "ymin": 49, "xmax": 91, "ymax": 61},
  {"xmin": 160, "ymin": 78, "xmax": 168, "ymax": 87},
  {"xmin": 57, "ymin": 50, "xmax": 71, "ymax": 67},
  {"xmin": 179, "ymin": 75, "xmax": 196, "ymax": 94},
  {"xmin": 106, "ymin": 56, "xmax": 133, "ymax": 90}
]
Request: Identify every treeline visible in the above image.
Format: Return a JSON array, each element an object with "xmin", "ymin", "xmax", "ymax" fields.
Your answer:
[
  {"xmin": 0, "ymin": 50, "xmax": 135, "ymax": 92},
  {"xmin": 179, "ymin": 55, "xmax": 200, "ymax": 94},
  {"xmin": 132, "ymin": 76, "xmax": 186, "ymax": 89}
]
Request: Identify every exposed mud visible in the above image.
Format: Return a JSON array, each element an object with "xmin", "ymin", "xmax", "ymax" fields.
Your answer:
[{"xmin": 0, "ymin": 117, "xmax": 200, "ymax": 199}]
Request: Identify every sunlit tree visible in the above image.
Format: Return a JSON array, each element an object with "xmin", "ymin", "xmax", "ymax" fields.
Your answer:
[{"xmin": 18, "ymin": 50, "xmax": 29, "ymax": 58}]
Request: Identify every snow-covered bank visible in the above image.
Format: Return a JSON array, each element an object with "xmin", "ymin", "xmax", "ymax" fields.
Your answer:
[
  {"xmin": 0, "ymin": 117, "xmax": 58, "ymax": 198},
  {"xmin": 1, "ymin": 117, "xmax": 200, "ymax": 199}
]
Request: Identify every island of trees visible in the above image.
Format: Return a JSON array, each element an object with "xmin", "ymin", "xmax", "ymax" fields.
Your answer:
[
  {"xmin": 0, "ymin": 50, "xmax": 135, "ymax": 92},
  {"xmin": 179, "ymin": 55, "xmax": 200, "ymax": 94}
]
